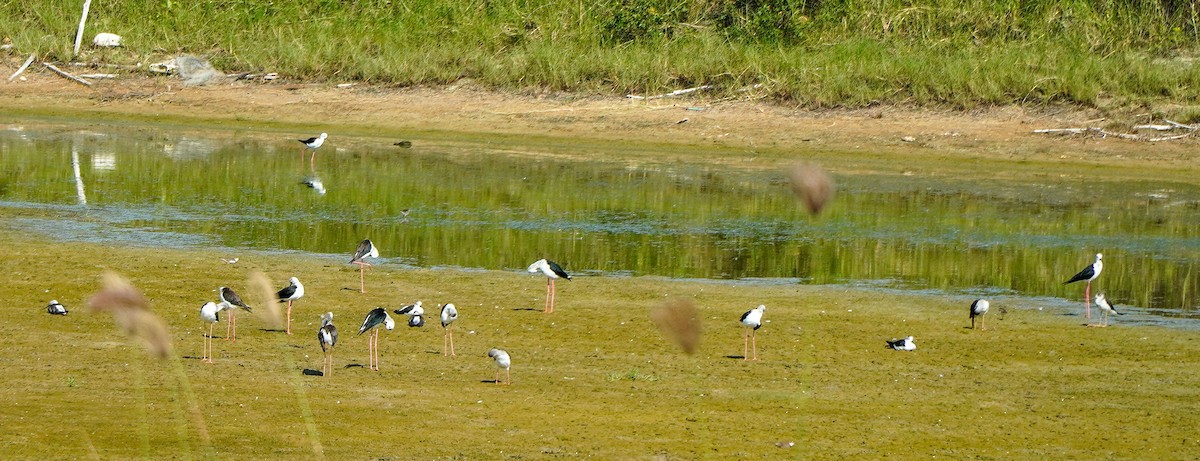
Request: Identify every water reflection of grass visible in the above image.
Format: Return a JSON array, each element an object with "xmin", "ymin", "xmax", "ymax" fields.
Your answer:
[{"xmin": 5, "ymin": 233, "xmax": 1200, "ymax": 458}]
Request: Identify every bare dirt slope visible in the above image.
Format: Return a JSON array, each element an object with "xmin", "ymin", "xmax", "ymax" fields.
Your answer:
[{"xmin": 3, "ymin": 67, "xmax": 1194, "ymax": 168}]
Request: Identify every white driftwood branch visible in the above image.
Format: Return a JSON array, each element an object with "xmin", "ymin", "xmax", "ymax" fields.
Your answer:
[
  {"xmin": 1032, "ymin": 128, "xmax": 1088, "ymax": 134},
  {"xmin": 626, "ymin": 85, "xmax": 714, "ymax": 100},
  {"xmin": 8, "ymin": 54, "xmax": 35, "ymax": 82},
  {"xmin": 73, "ymin": 0, "xmax": 93, "ymax": 56},
  {"xmin": 1163, "ymin": 119, "xmax": 1196, "ymax": 130},
  {"xmin": 43, "ymin": 62, "xmax": 93, "ymax": 87},
  {"xmin": 1132, "ymin": 124, "xmax": 1174, "ymax": 131}
]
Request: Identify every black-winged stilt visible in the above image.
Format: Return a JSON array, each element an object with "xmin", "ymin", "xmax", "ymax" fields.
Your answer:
[
  {"xmin": 441, "ymin": 303, "xmax": 458, "ymax": 357},
  {"xmin": 886, "ymin": 336, "xmax": 916, "ymax": 351},
  {"xmin": 276, "ymin": 277, "xmax": 304, "ymax": 335},
  {"xmin": 358, "ymin": 307, "xmax": 394, "ymax": 371},
  {"xmin": 350, "ymin": 239, "xmax": 379, "ymax": 293},
  {"xmin": 740, "ymin": 305, "xmax": 766, "ymax": 360},
  {"xmin": 46, "ymin": 300, "xmax": 67, "ymax": 315},
  {"xmin": 528, "ymin": 259, "xmax": 571, "ymax": 313},
  {"xmin": 394, "ymin": 301, "xmax": 425, "ymax": 327},
  {"xmin": 299, "ymin": 133, "xmax": 327, "ymax": 167},
  {"xmin": 488, "ymin": 348, "xmax": 511, "ymax": 385},
  {"xmin": 218, "ymin": 286, "xmax": 253, "ymax": 342},
  {"xmin": 318, "ymin": 312, "xmax": 338, "ymax": 376},
  {"xmin": 1093, "ymin": 293, "xmax": 1123, "ymax": 327},
  {"xmin": 200, "ymin": 301, "xmax": 219, "ymax": 363},
  {"xmin": 1064, "ymin": 253, "xmax": 1103, "ymax": 321},
  {"xmin": 969, "ymin": 299, "xmax": 990, "ymax": 330}
]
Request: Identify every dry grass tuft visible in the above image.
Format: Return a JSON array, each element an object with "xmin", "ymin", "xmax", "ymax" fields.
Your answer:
[
  {"xmin": 651, "ymin": 298, "xmax": 702, "ymax": 354},
  {"xmin": 787, "ymin": 162, "xmax": 835, "ymax": 215},
  {"xmin": 86, "ymin": 272, "xmax": 172, "ymax": 359}
]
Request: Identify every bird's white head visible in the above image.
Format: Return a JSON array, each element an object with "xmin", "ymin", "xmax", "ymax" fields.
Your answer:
[
  {"xmin": 1096, "ymin": 253, "xmax": 1103, "ymax": 261},
  {"xmin": 50, "ymin": 299, "xmax": 59, "ymax": 305},
  {"xmin": 321, "ymin": 311, "xmax": 334, "ymax": 325},
  {"xmin": 319, "ymin": 133, "xmax": 328, "ymax": 140},
  {"xmin": 757, "ymin": 304, "xmax": 766, "ymax": 312},
  {"xmin": 1095, "ymin": 292, "xmax": 1106, "ymax": 302},
  {"xmin": 290, "ymin": 277, "xmax": 301, "ymax": 285},
  {"xmin": 384, "ymin": 313, "xmax": 395, "ymax": 330}
]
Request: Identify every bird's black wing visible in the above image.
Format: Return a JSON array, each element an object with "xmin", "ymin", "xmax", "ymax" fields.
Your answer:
[
  {"xmin": 740, "ymin": 309, "xmax": 752, "ymax": 323},
  {"xmin": 1063, "ymin": 265, "xmax": 1095, "ymax": 284},
  {"xmin": 359, "ymin": 308, "xmax": 387, "ymax": 334},
  {"xmin": 300, "ymin": 136, "xmax": 318, "ymax": 144},
  {"xmin": 547, "ymin": 260, "xmax": 572, "ymax": 280},
  {"xmin": 350, "ymin": 239, "xmax": 373, "ymax": 263},
  {"xmin": 886, "ymin": 339, "xmax": 903, "ymax": 349},
  {"xmin": 970, "ymin": 299, "xmax": 982, "ymax": 318},
  {"xmin": 394, "ymin": 304, "xmax": 416, "ymax": 315},
  {"xmin": 222, "ymin": 287, "xmax": 252, "ymax": 310},
  {"xmin": 277, "ymin": 284, "xmax": 297, "ymax": 301}
]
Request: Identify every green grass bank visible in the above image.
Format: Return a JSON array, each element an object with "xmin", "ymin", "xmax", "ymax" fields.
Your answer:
[{"xmin": 4, "ymin": 1, "xmax": 1200, "ymax": 111}]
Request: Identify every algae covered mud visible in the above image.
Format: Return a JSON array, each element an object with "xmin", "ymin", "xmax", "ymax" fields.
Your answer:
[{"xmin": 2, "ymin": 119, "xmax": 1199, "ymax": 323}]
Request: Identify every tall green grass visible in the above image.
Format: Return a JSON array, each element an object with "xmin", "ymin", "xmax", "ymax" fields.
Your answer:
[{"xmin": 4, "ymin": 0, "xmax": 1199, "ymax": 108}]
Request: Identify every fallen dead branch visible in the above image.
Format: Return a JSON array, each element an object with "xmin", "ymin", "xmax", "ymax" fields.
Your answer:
[
  {"xmin": 7, "ymin": 54, "xmax": 35, "ymax": 82},
  {"xmin": 1034, "ymin": 119, "xmax": 1196, "ymax": 142},
  {"xmin": 626, "ymin": 84, "xmax": 713, "ymax": 100},
  {"xmin": 43, "ymin": 62, "xmax": 93, "ymax": 87}
]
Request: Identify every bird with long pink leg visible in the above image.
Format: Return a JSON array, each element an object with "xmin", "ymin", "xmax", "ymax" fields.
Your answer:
[
  {"xmin": 350, "ymin": 239, "xmax": 379, "ymax": 293},
  {"xmin": 276, "ymin": 277, "xmax": 304, "ymax": 335},
  {"xmin": 528, "ymin": 259, "xmax": 571, "ymax": 313},
  {"xmin": 358, "ymin": 307, "xmax": 394, "ymax": 371},
  {"xmin": 1064, "ymin": 253, "xmax": 1103, "ymax": 323}
]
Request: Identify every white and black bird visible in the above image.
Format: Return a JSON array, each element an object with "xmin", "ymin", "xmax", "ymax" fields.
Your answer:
[
  {"xmin": 969, "ymin": 299, "xmax": 990, "ymax": 330},
  {"xmin": 487, "ymin": 348, "xmax": 511, "ymax": 385},
  {"xmin": 276, "ymin": 277, "xmax": 305, "ymax": 335},
  {"xmin": 886, "ymin": 336, "xmax": 917, "ymax": 351},
  {"xmin": 441, "ymin": 303, "xmax": 458, "ymax": 357},
  {"xmin": 394, "ymin": 301, "xmax": 425, "ymax": 327},
  {"xmin": 740, "ymin": 305, "xmax": 766, "ymax": 361},
  {"xmin": 358, "ymin": 307, "xmax": 394, "ymax": 371},
  {"xmin": 298, "ymin": 132, "xmax": 327, "ymax": 166},
  {"xmin": 1064, "ymin": 253, "xmax": 1104, "ymax": 321},
  {"xmin": 46, "ymin": 300, "xmax": 67, "ymax": 315},
  {"xmin": 200, "ymin": 301, "xmax": 220, "ymax": 363},
  {"xmin": 528, "ymin": 259, "xmax": 571, "ymax": 313},
  {"xmin": 301, "ymin": 176, "xmax": 326, "ymax": 195},
  {"xmin": 218, "ymin": 286, "xmax": 252, "ymax": 342},
  {"xmin": 350, "ymin": 239, "xmax": 379, "ymax": 293},
  {"xmin": 318, "ymin": 312, "xmax": 338, "ymax": 376},
  {"xmin": 1094, "ymin": 293, "xmax": 1124, "ymax": 327}
]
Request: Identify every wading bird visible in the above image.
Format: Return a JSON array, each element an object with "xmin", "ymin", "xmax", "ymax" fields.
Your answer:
[
  {"xmin": 528, "ymin": 259, "xmax": 571, "ymax": 313},
  {"xmin": 358, "ymin": 307, "xmax": 394, "ymax": 371},
  {"xmin": 441, "ymin": 303, "xmax": 458, "ymax": 357},
  {"xmin": 299, "ymin": 132, "xmax": 327, "ymax": 167},
  {"xmin": 200, "ymin": 301, "xmax": 219, "ymax": 363},
  {"xmin": 394, "ymin": 301, "xmax": 425, "ymax": 327},
  {"xmin": 46, "ymin": 300, "xmax": 67, "ymax": 315},
  {"xmin": 488, "ymin": 348, "xmax": 511, "ymax": 385},
  {"xmin": 318, "ymin": 312, "xmax": 338, "ymax": 376},
  {"xmin": 1064, "ymin": 253, "xmax": 1103, "ymax": 321},
  {"xmin": 1094, "ymin": 293, "xmax": 1123, "ymax": 327},
  {"xmin": 219, "ymin": 286, "xmax": 253, "ymax": 342},
  {"xmin": 276, "ymin": 277, "xmax": 305, "ymax": 335},
  {"xmin": 969, "ymin": 299, "xmax": 990, "ymax": 330},
  {"xmin": 887, "ymin": 336, "xmax": 916, "ymax": 351},
  {"xmin": 350, "ymin": 239, "xmax": 379, "ymax": 293},
  {"xmin": 740, "ymin": 305, "xmax": 766, "ymax": 360}
]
